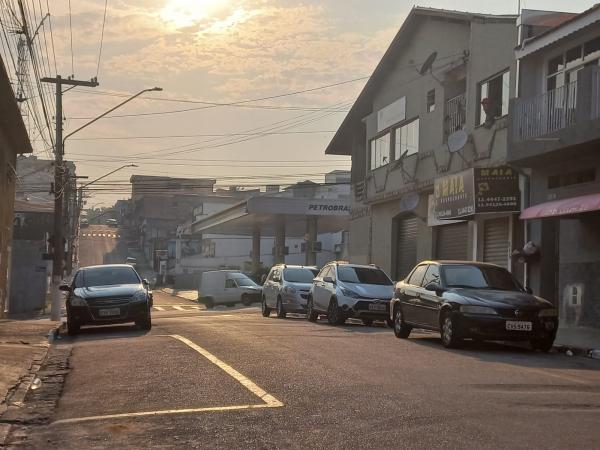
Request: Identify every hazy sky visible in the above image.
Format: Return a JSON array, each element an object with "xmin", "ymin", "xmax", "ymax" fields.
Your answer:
[{"xmin": 28, "ymin": 0, "xmax": 596, "ymax": 204}]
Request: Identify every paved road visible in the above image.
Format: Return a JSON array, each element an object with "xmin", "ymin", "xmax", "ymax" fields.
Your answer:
[
  {"xmin": 78, "ymin": 224, "xmax": 124, "ymax": 267},
  {"xmin": 6, "ymin": 291, "xmax": 600, "ymax": 449}
]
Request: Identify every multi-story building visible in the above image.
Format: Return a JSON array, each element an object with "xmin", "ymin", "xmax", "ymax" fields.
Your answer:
[
  {"xmin": 0, "ymin": 56, "xmax": 33, "ymax": 317},
  {"xmin": 326, "ymin": 7, "xmax": 522, "ymax": 281},
  {"xmin": 509, "ymin": 6, "xmax": 600, "ymax": 329}
]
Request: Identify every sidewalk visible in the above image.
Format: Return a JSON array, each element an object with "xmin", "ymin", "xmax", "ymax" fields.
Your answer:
[
  {"xmin": 0, "ymin": 318, "xmax": 61, "ymax": 418},
  {"xmin": 161, "ymin": 288, "xmax": 198, "ymax": 302},
  {"xmin": 555, "ymin": 326, "xmax": 600, "ymax": 358}
]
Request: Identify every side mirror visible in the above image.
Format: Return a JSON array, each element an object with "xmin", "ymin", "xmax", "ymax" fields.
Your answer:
[
  {"xmin": 323, "ymin": 276, "xmax": 335, "ymax": 284},
  {"xmin": 59, "ymin": 284, "xmax": 71, "ymax": 292},
  {"xmin": 142, "ymin": 279, "xmax": 149, "ymax": 286},
  {"xmin": 525, "ymin": 286, "xmax": 533, "ymax": 295},
  {"xmin": 425, "ymin": 282, "xmax": 445, "ymax": 296}
]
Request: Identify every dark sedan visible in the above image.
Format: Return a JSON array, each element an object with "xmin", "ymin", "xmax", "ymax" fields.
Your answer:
[
  {"xmin": 61, "ymin": 264, "xmax": 153, "ymax": 335},
  {"xmin": 390, "ymin": 261, "xmax": 558, "ymax": 351}
]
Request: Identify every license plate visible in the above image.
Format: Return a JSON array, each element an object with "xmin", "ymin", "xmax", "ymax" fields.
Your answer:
[
  {"xmin": 506, "ymin": 321, "xmax": 532, "ymax": 331},
  {"xmin": 99, "ymin": 308, "xmax": 121, "ymax": 317},
  {"xmin": 368, "ymin": 303, "xmax": 387, "ymax": 311}
]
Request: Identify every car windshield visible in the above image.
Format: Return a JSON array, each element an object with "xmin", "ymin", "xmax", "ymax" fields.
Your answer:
[
  {"xmin": 442, "ymin": 265, "xmax": 522, "ymax": 291},
  {"xmin": 76, "ymin": 267, "xmax": 140, "ymax": 288},
  {"xmin": 337, "ymin": 266, "xmax": 393, "ymax": 285},
  {"xmin": 283, "ymin": 268, "xmax": 318, "ymax": 283},
  {"xmin": 231, "ymin": 275, "xmax": 258, "ymax": 287}
]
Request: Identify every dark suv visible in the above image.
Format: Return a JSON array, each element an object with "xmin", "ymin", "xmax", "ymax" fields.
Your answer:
[{"xmin": 61, "ymin": 264, "xmax": 153, "ymax": 335}]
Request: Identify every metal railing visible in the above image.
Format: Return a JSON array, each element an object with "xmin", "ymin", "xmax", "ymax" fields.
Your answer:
[
  {"xmin": 512, "ymin": 81, "xmax": 578, "ymax": 142},
  {"xmin": 592, "ymin": 67, "xmax": 600, "ymax": 120},
  {"xmin": 445, "ymin": 93, "xmax": 466, "ymax": 137}
]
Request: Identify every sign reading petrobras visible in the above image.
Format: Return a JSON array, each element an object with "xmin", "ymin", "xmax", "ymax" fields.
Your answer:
[
  {"xmin": 307, "ymin": 203, "xmax": 351, "ymax": 216},
  {"xmin": 434, "ymin": 166, "xmax": 520, "ymax": 220},
  {"xmin": 377, "ymin": 97, "xmax": 406, "ymax": 132}
]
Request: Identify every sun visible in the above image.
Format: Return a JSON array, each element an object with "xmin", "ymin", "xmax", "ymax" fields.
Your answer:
[{"xmin": 160, "ymin": 0, "xmax": 225, "ymax": 28}]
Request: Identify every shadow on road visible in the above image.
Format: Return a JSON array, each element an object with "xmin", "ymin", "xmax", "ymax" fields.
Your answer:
[{"xmin": 61, "ymin": 324, "xmax": 151, "ymax": 342}]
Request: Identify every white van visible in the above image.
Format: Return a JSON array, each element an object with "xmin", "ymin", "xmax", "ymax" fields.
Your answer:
[{"xmin": 198, "ymin": 271, "xmax": 262, "ymax": 308}]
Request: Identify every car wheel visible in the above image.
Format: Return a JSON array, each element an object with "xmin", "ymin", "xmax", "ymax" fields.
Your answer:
[
  {"xmin": 393, "ymin": 305, "xmax": 412, "ymax": 339},
  {"xmin": 440, "ymin": 312, "xmax": 462, "ymax": 348},
  {"xmin": 306, "ymin": 297, "xmax": 318, "ymax": 322},
  {"xmin": 362, "ymin": 319, "xmax": 373, "ymax": 327},
  {"xmin": 241, "ymin": 294, "xmax": 252, "ymax": 306},
  {"xmin": 327, "ymin": 298, "xmax": 345, "ymax": 326},
  {"xmin": 276, "ymin": 297, "xmax": 287, "ymax": 319},
  {"xmin": 530, "ymin": 337, "xmax": 554, "ymax": 353},
  {"xmin": 136, "ymin": 311, "xmax": 152, "ymax": 331},
  {"xmin": 261, "ymin": 296, "xmax": 271, "ymax": 317},
  {"xmin": 67, "ymin": 318, "xmax": 80, "ymax": 336},
  {"xmin": 203, "ymin": 297, "xmax": 214, "ymax": 309}
]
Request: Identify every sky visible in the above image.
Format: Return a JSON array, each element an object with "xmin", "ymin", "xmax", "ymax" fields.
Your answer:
[{"xmin": 12, "ymin": 0, "xmax": 598, "ymax": 205}]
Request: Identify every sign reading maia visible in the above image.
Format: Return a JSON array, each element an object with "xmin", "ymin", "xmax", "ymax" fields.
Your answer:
[{"xmin": 434, "ymin": 167, "xmax": 520, "ymax": 220}]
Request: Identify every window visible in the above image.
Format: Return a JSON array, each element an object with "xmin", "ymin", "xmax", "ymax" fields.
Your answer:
[
  {"xmin": 422, "ymin": 265, "xmax": 440, "ymax": 288},
  {"xmin": 337, "ymin": 266, "xmax": 392, "ymax": 285},
  {"xmin": 370, "ymin": 133, "xmax": 390, "ymax": 170},
  {"xmin": 427, "ymin": 89, "xmax": 435, "ymax": 113},
  {"xmin": 548, "ymin": 169, "xmax": 596, "ymax": 189},
  {"xmin": 441, "ymin": 264, "xmax": 521, "ymax": 291},
  {"xmin": 547, "ymin": 38, "xmax": 600, "ymax": 91},
  {"xmin": 283, "ymin": 268, "xmax": 318, "ymax": 283},
  {"xmin": 225, "ymin": 279, "xmax": 237, "ymax": 288},
  {"xmin": 407, "ymin": 264, "xmax": 427, "ymax": 286},
  {"xmin": 394, "ymin": 119, "xmax": 419, "ymax": 159},
  {"xmin": 477, "ymin": 70, "xmax": 510, "ymax": 126}
]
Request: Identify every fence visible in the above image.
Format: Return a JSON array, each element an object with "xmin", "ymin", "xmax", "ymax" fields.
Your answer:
[{"xmin": 445, "ymin": 93, "xmax": 466, "ymax": 137}]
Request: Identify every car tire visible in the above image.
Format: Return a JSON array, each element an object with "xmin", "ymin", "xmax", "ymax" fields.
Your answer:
[
  {"xmin": 440, "ymin": 311, "xmax": 462, "ymax": 348},
  {"xmin": 530, "ymin": 337, "xmax": 554, "ymax": 353},
  {"xmin": 136, "ymin": 311, "xmax": 152, "ymax": 331},
  {"xmin": 362, "ymin": 319, "xmax": 373, "ymax": 327},
  {"xmin": 327, "ymin": 298, "xmax": 345, "ymax": 326},
  {"xmin": 203, "ymin": 297, "xmax": 214, "ymax": 309},
  {"xmin": 241, "ymin": 294, "xmax": 252, "ymax": 306},
  {"xmin": 261, "ymin": 296, "xmax": 271, "ymax": 317},
  {"xmin": 67, "ymin": 318, "xmax": 80, "ymax": 336},
  {"xmin": 393, "ymin": 305, "xmax": 412, "ymax": 339},
  {"xmin": 276, "ymin": 297, "xmax": 287, "ymax": 319},
  {"xmin": 306, "ymin": 297, "xmax": 318, "ymax": 322}
]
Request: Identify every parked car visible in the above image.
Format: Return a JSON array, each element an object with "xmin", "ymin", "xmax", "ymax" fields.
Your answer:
[
  {"xmin": 390, "ymin": 261, "xmax": 559, "ymax": 351},
  {"xmin": 308, "ymin": 262, "xmax": 394, "ymax": 326},
  {"xmin": 80, "ymin": 218, "xmax": 89, "ymax": 228},
  {"xmin": 106, "ymin": 218, "xmax": 118, "ymax": 227},
  {"xmin": 198, "ymin": 270, "xmax": 262, "ymax": 308},
  {"xmin": 61, "ymin": 264, "xmax": 153, "ymax": 335},
  {"xmin": 125, "ymin": 256, "xmax": 137, "ymax": 268},
  {"xmin": 261, "ymin": 264, "xmax": 319, "ymax": 318}
]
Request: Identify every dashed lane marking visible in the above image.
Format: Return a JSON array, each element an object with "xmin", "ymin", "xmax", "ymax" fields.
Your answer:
[
  {"xmin": 153, "ymin": 306, "xmax": 165, "ymax": 311},
  {"xmin": 51, "ymin": 334, "xmax": 283, "ymax": 425},
  {"xmin": 173, "ymin": 306, "xmax": 185, "ymax": 311}
]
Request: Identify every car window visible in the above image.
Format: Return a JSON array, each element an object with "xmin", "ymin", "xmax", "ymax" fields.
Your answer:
[
  {"xmin": 442, "ymin": 265, "xmax": 522, "ymax": 291},
  {"xmin": 79, "ymin": 267, "xmax": 140, "ymax": 287},
  {"xmin": 407, "ymin": 265, "xmax": 427, "ymax": 287},
  {"xmin": 283, "ymin": 268, "xmax": 317, "ymax": 283},
  {"xmin": 73, "ymin": 271, "xmax": 83, "ymax": 288},
  {"xmin": 225, "ymin": 279, "xmax": 237, "ymax": 288},
  {"xmin": 231, "ymin": 274, "xmax": 257, "ymax": 287},
  {"xmin": 337, "ymin": 266, "xmax": 393, "ymax": 285},
  {"xmin": 422, "ymin": 265, "xmax": 440, "ymax": 288}
]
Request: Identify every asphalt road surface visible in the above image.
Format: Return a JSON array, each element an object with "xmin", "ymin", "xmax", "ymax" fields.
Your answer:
[
  {"xmin": 7, "ymin": 291, "xmax": 600, "ymax": 449},
  {"xmin": 78, "ymin": 224, "xmax": 124, "ymax": 267}
]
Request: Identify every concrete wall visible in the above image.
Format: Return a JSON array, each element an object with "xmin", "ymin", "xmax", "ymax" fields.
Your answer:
[
  {"xmin": 8, "ymin": 239, "xmax": 49, "ymax": 314},
  {"xmin": 0, "ymin": 132, "xmax": 16, "ymax": 316}
]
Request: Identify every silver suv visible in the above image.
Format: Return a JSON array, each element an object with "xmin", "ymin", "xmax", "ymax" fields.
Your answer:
[
  {"xmin": 262, "ymin": 265, "xmax": 319, "ymax": 318},
  {"xmin": 308, "ymin": 262, "xmax": 394, "ymax": 326}
]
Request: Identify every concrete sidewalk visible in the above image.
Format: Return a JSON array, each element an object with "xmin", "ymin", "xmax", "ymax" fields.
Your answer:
[
  {"xmin": 0, "ymin": 318, "xmax": 61, "ymax": 419},
  {"xmin": 555, "ymin": 326, "xmax": 600, "ymax": 358},
  {"xmin": 161, "ymin": 288, "xmax": 198, "ymax": 302}
]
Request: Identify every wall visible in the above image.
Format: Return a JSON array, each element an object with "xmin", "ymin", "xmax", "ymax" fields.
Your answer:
[
  {"xmin": 8, "ymin": 239, "xmax": 49, "ymax": 314},
  {"xmin": 0, "ymin": 133, "xmax": 16, "ymax": 316}
]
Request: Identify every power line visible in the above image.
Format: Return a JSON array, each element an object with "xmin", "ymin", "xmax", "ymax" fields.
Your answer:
[
  {"xmin": 44, "ymin": 0, "xmax": 56, "ymax": 74},
  {"xmin": 69, "ymin": 130, "xmax": 338, "ymax": 141},
  {"xmin": 96, "ymin": 0, "xmax": 107, "ymax": 77},
  {"xmin": 67, "ymin": 0, "xmax": 73, "ymax": 75}
]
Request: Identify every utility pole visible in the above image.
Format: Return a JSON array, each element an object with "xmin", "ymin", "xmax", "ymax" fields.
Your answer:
[{"xmin": 41, "ymin": 76, "xmax": 98, "ymax": 321}]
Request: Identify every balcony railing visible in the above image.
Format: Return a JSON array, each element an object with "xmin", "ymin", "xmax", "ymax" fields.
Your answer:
[
  {"xmin": 445, "ymin": 93, "xmax": 466, "ymax": 137},
  {"xmin": 512, "ymin": 81, "xmax": 578, "ymax": 143},
  {"xmin": 592, "ymin": 67, "xmax": 600, "ymax": 120}
]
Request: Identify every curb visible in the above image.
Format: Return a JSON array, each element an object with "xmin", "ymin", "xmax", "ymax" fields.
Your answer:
[
  {"xmin": 160, "ymin": 288, "xmax": 199, "ymax": 304},
  {"xmin": 553, "ymin": 344, "xmax": 600, "ymax": 359}
]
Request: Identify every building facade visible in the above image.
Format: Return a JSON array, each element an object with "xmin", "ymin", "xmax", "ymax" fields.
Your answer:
[
  {"xmin": 326, "ymin": 7, "xmax": 522, "ymax": 281},
  {"xmin": 510, "ymin": 6, "xmax": 600, "ymax": 329}
]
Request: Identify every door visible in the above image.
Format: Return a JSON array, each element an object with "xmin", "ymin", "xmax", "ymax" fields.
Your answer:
[
  {"xmin": 224, "ymin": 278, "xmax": 239, "ymax": 303},
  {"xmin": 395, "ymin": 216, "xmax": 419, "ymax": 281},
  {"xmin": 418, "ymin": 264, "xmax": 444, "ymax": 328},
  {"xmin": 313, "ymin": 266, "xmax": 331, "ymax": 311},
  {"xmin": 483, "ymin": 217, "xmax": 510, "ymax": 268},
  {"xmin": 435, "ymin": 222, "xmax": 469, "ymax": 260},
  {"xmin": 400, "ymin": 264, "xmax": 428, "ymax": 324},
  {"xmin": 265, "ymin": 269, "xmax": 280, "ymax": 307}
]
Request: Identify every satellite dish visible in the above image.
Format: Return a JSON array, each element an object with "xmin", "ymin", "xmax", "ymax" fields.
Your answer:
[
  {"xmin": 419, "ymin": 51, "xmax": 438, "ymax": 75},
  {"xmin": 399, "ymin": 192, "xmax": 420, "ymax": 212},
  {"xmin": 447, "ymin": 129, "xmax": 468, "ymax": 153}
]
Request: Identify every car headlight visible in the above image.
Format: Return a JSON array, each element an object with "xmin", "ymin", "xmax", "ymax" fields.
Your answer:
[
  {"xmin": 340, "ymin": 287, "xmax": 360, "ymax": 298},
  {"xmin": 538, "ymin": 308, "xmax": 558, "ymax": 318},
  {"xmin": 460, "ymin": 305, "xmax": 498, "ymax": 315},
  {"xmin": 132, "ymin": 291, "xmax": 148, "ymax": 302},
  {"xmin": 70, "ymin": 296, "xmax": 86, "ymax": 307},
  {"xmin": 283, "ymin": 286, "xmax": 297, "ymax": 294}
]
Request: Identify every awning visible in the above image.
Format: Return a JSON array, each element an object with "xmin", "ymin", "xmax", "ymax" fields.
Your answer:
[{"xmin": 520, "ymin": 193, "xmax": 600, "ymax": 219}]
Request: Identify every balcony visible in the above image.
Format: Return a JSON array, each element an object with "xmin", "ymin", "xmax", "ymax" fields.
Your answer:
[
  {"xmin": 444, "ymin": 93, "xmax": 466, "ymax": 138},
  {"xmin": 509, "ymin": 66, "xmax": 600, "ymax": 164}
]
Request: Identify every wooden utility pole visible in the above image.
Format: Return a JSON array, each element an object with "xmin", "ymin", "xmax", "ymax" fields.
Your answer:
[{"xmin": 41, "ymin": 76, "xmax": 98, "ymax": 321}]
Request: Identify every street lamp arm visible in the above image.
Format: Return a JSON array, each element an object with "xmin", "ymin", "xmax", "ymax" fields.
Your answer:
[{"xmin": 63, "ymin": 87, "xmax": 162, "ymax": 144}]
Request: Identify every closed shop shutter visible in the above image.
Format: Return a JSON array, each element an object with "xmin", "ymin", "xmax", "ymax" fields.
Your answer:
[
  {"xmin": 435, "ymin": 222, "xmax": 469, "ymax": 261},
  {"xmin": 483, "ymin": 217, "xmax": 510, "ymax": 268},
  {"xmin": 395, "ymin": 216, "xmax": 418, "ymax": 280}
]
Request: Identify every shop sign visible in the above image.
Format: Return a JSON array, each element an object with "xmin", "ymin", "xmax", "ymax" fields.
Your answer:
[
  {"xmin": 434, "ymin": 167, "xmax": 520, "ymax": 220},
  {"xmin": 306, "ymin": 203, "xmax": 351, "ymax": 216}
]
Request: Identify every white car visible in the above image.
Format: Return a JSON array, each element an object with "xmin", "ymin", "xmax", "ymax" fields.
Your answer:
[
  {"xmin": 198, "ymin": 270, "xmax": 262, "ymax": 308},
  {"xmin": 261, "ymin": 265, "xmax": 319, "ymax": 318},
  {"xmin": 308, "ymin": 262, "xmax": 395, "ymax": 326}
]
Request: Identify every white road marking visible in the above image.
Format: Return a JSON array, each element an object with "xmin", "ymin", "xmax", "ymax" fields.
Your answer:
[
  {"xmin": 173, "ymin": 306, "xmax": 185, "ymax": 311},
  {"xmin": 51, "ymin": 334, "xmax": 283, "ymax": 425},
  {"xmin": 153, "ymin": 306, "xmax": 165, "ymax": 311},
  {"xmin": 191, "ymin": 306, "xmax": 201, "ymax": 310}
]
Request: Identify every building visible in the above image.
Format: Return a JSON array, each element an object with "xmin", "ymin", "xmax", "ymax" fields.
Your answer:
[
  {"xmin": 0, "ymin": 55, "xmax": 33, "ymax": 317},
  {"xmin": 509, "ymin": 6, "xmax": 600, "ymax": 329},
  {"xmin": 326, "ymin": 7, "xmax": 522, "ymax": 281}
]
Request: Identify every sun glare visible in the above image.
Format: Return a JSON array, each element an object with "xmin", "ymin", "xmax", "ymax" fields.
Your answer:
[{"xmin": 160, "ymin": 0, "xmax": 225, "ymax": 28}]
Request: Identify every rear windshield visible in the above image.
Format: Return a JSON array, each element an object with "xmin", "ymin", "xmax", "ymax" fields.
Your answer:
[
  {"xmin": 283, "ymin": 268, "xmax": 318, "ymax": 283},
  {"xmin": 337, "ymin": 266, "xmax": 393, "ymax": 286},
  {"xmin": 76, "ymin": 267, "xmax": 140, "ymax": 288}
]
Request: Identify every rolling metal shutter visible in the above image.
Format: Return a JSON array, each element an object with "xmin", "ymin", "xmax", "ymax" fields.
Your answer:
[
  {"xmin": 435, "ymin": 222, "xmax": 469, "ymax": 261},
  {"xmin": 395, "ymin": 217, "xmax": 418, "ymax": 280},
  {"xmin": 483, "ymin": 217, "xmax": 509, "ymax": 268}
]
